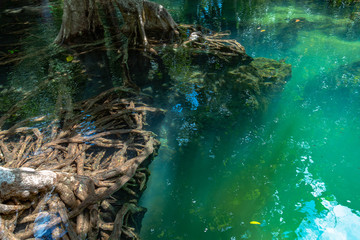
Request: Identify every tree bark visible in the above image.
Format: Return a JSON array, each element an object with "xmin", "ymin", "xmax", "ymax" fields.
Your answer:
[
  {"xmin": 54, "ymin": 0, "xmax": 104, "ymax": 44},
  {"xmin": 143, "ymin": 1, "xmax": 179, "ymax": 41},
  {"xmin": 0, "ymin": 167, "xmax": 56, "ymax": 201},
  {"xmin": 55, "ymin": 0, "xmax": 178, "ymax": 47},
  {"xmin": 114, "ymin": 0, "xmax": 149, "ymax": 47}
]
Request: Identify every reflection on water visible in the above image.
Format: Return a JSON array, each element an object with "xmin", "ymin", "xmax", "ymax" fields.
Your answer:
[
  {"xmin": 296, "ymin": 199, "xmax": 360, "ymax": 239},
  {"xmin": 140, "ymin": 0, "xmax": 360, "ymax": 239}
]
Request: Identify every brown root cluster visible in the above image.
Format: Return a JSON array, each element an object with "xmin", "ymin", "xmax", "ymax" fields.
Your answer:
[
  {"xmin": 0, "ymin": 88, "xmax": 164, "ymax": 240},
  {"xmin": 180, "ymin": 24, "xmax": 249, "ymax": 63}
]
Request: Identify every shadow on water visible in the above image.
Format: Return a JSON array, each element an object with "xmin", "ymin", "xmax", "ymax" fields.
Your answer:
[{"xmin": 0, "ymin": 0, "xmax": 119, "ymax": 127}]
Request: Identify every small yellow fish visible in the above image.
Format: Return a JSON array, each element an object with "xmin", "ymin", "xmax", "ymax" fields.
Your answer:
[
  {"xmin": 295, "ymin": 19, "xmax": 300, "ymax": 22},
  {"xmin": 260, "ymin": 29, "xmax": 266, "ymax": 32},
  {"xmin": 66, "ymin": 55, "xmax": 74, "ymax": 62},
  {"xmin": 250, "ymin": 221, "xmax": 261, "ymax": 225}
]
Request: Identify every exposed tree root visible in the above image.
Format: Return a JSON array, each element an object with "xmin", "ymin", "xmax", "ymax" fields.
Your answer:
[
  {"xmin": 0, "ymin": 87, "xmax": 164, "ymax": 239},
  {"xmin": 54, "ymin": 0, "xmax": 104, "ymax": 45},
  {"xmin": 178, "ymin": 24, "xmax": 252, "ymax": 64}
]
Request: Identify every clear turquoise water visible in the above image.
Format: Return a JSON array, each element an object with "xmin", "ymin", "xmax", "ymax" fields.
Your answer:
[{"xmin": 140, "ymin": 1, "xmax": 360, "ymax": 239}]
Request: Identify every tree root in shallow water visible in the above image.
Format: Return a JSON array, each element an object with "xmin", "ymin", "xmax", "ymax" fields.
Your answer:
[
  {"xmin": 177, "ymin": 24, "xmax": 252, "ymax": 65},
  {"xmin": 0, "ymin": 87, "xmax": 164, "ymax": 239}
]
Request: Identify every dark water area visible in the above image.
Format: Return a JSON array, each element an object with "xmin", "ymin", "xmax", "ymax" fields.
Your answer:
[
  {"xmin": 1, "ymin": 0, "xmax": 360, "ymax": 239},
  {"xmin": 0, "ymin": 0, "xmax": 115, "ymax": 122}
]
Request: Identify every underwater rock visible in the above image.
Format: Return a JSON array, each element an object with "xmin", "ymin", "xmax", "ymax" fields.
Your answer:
[
  {"xmin": 227, "ymin": 57, "xmax": 291, "ymax": 94},
  {"xmin": 142, "ymin": 86, "xmax": 154, "ymax": 95},
  {"xmin": 130, "ymin": 25, "xmax": 291, "ymax": 132},
  {"xmin": 170, "ymin": 56, "xmax": 292, "ymax": 130},
  {"xmin": 275, "ymin": 17, "xmax": 314, "ymax": 49},
  {"xmin": 304, "ymin": 60, "xmax": 360, "ymax": 93},
  {"xmin": 327, "ymin": 61, "xmax": 360, "ymax": 89},
  {"xmin": 350, "ymin": 12, "xmax": 360, "ymax": 21},
  {"xmin": 154, "ymin": 37, "xmax": 291, "ymax": 117},
  {"xmin": 251, "ymin": 57, "xmax": 292, "ymax": 92},
  {"xmin": 303, "ymin": 60, "xmax": 360, "ymax": 113},
  {"xmin": 224, "ymin": 57, "xmax": 291, "ymax": 111}
]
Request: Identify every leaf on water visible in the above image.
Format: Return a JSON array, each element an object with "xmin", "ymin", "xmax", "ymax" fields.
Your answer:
[
  {"xmin": 260, "ymin": 29, "xmax": 266, "ymax": 32},
  {"xmin": 295, "ymin": 19, "xmax": 300, "ymax": 22},
  {"xmin": 66, "ymin": 55, "xmax": 74, "ymax": 62},
  {"xmin": 250, "ymin": 221, "xmax": 261, "ymax": 225},
  {"xmin": 8, "ymin": 49, "xmax": 18, "ymax": 54}
]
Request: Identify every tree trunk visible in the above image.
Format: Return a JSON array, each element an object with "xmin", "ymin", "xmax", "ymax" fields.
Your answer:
[
  {"xmin": 54, "ymin": 0, "xmax": 104, "ymax": 44},
  {"xmin": 143, "ymin": 1, "xmax": 179, "ymax": 42},
  {"xmin": 55, "ymin": 0, "xmax": 178, "ymax": 47},
  {"xmin": 114, "ymin": 0, "xmax": 149, "ymax": 47}
]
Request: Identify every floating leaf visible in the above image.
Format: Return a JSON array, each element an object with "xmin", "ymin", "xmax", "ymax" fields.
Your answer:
[
  {"xmin": 260, "ymin": 30, "xmax": 266, "ymax": 32},
  {"xmin": 66, "ymin": 55, "xmax": 74, "ymax": 62},
  {"xmin": 250, "ymin": 221, "xmax": 261, "ymax": 225},
  {"xmin": 8, "ymin": 49, "xmax": 18, "ymax": 54},
  {"xmin": 295, "ymin": 19, "xmax": 300, "ymax": 22}
]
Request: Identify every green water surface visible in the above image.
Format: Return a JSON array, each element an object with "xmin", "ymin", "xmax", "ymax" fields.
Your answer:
[{"xmin": 140, "ymin": 0, "xmax": 360, "ymax": 239}]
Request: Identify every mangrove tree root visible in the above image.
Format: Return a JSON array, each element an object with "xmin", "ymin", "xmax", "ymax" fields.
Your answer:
[
  {"xmin": 0, "ymin": 87, "xmax": 164, "ymax": 239},
  {"xmin": 178, "ymin": 24, "xmax": 253, "ymax": 64}
]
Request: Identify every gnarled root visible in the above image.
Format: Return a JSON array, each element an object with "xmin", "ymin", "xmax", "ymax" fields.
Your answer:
[{"xmin": 0, "ymin": 87, "xmax": 163, "ymax": 239}]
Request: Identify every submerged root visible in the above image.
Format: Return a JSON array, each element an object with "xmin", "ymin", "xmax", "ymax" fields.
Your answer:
[
  {"xmin": 0, "ymin": 87, "xmax": 164, "ymax": 239},
  {"xmin": 178, "ymin": 24, "xmax": 252, "ymax": 64}
]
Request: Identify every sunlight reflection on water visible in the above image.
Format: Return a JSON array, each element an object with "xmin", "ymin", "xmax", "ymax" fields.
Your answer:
[{"xmin": 296, "ymin": 200, "xmax": 360, "ymax": 240}]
